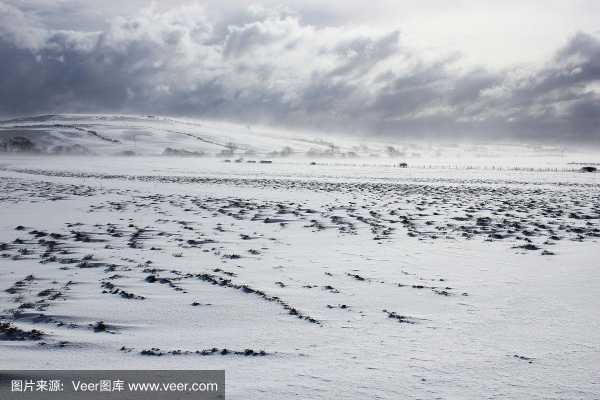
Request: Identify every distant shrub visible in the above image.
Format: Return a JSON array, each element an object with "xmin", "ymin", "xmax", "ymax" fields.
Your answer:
[
  {"xmin": 0, "ymin": 136, "xmax": 38, "ymax": 153},
  {"xmin": 50, "ymin": 144, "xmax": 91, "ymax": 155},
  {"xmin": 385, "ymin": 146, "xmax": 405, "ymax": 157},
  {"xmin": 162, "ymin": 147, "xmax": 205, "ymax": 157}
]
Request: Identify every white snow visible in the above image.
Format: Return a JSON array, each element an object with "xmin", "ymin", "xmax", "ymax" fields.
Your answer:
[{"xmin": 0, "ymin": 115, "xmax": 599, "ymax": 399}]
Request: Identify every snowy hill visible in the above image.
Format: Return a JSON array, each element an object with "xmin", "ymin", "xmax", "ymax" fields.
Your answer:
[
  {"xmin": 0, "ymin": 114, "xmax": 378, "ymax": 158},
  {"xmin": 1, "ymin": 114, "xmax": 597, "ymax": 170}
]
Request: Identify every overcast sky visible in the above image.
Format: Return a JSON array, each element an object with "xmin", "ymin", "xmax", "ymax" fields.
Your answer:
[{"xmin": 1, "ymin": 0, "xmax": 599, "ymax": 144}]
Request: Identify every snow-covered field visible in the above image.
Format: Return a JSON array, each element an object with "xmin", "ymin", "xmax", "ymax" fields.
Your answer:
[{"xmin": 1, "ymin": 116, "xmax": 599, "ymax": 399}]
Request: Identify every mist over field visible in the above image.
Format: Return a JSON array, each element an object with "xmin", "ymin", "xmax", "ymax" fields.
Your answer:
[{"xmin": 1, "ymin": 2, "xmax": 599, "ymax": 400}]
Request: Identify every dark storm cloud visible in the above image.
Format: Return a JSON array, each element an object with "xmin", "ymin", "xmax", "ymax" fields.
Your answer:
[{"xmin": 0, "ymin": 1, "xmax": 598, "ymax": 144}]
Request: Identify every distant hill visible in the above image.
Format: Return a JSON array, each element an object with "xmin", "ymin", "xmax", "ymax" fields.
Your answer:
[
  {"xmin": 1, "ymin": 114, "xmax": 592, "ymax": 169},
  {"xmin": 0, "ymin": 114, "xmax": 373, "ymax": 158}
]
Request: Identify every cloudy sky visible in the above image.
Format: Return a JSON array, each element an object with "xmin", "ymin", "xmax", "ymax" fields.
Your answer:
[{"xmin": 1, "ymin": 1, "xmax": 599, "ymax": 144}]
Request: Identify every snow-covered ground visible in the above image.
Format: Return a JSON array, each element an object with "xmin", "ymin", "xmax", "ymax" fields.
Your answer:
[{"xmin": 1, "ymin": 116, "xmax": 599, "ymax": 399}]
